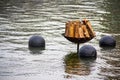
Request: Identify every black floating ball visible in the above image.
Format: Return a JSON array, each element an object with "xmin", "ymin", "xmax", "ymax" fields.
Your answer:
[
  {"xmin": 79, "ymin": 45, "xmax": 97, "ymax": 58},
  {"xmin": 29, "ymin": 35, "xmax": 45, "ymax": 48},
  {"xmin": 99, "ymin": 36, "xmax": 116, "ymax": 47}
]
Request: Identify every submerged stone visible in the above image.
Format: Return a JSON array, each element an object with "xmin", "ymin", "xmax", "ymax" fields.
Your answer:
[
  {"xmin": 29, "ymin": 35, "xmax": 45, "ymax": 48},
  {"xmin": 99, "ymin": 36, "xmax": 116, "ymax": 47},
  {"xmin": 79, "ymin": 45, "xmax": 97, "ymax": 58}
]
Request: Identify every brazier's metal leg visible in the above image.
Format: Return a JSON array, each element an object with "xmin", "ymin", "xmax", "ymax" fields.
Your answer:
[{"xmin": 77, "ymin": 43, "xmax": 79, "ymax": 54}]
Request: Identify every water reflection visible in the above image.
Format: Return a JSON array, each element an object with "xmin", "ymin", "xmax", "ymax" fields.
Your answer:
[
  {"xmin": 64, "ymin": 52, "xmax": 96, "ymax": 76},
  {"xmin": 100, "ymin": 44, "xmax": 120, "ymax": 80},
  {"xmin": 100, "ymin": 0, "xmax": 120, "ymax": 33},
  {"xmin": 29, "ymin": 47, "xmax": 45, "ymax": 54},
  {"xmin": 98, "ymin": 0, "xmax": 120, "ymax": 79}
]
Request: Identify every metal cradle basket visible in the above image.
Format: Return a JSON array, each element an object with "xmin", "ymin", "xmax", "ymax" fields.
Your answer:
[{"xmin": 63, "ymin": 19, "xmax": 95, "ymax": 53}]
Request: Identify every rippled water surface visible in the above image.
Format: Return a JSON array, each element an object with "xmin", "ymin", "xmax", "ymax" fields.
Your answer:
[{"xmin": 0, "ymin": 0, "xmax": 120, "ymax": 80}]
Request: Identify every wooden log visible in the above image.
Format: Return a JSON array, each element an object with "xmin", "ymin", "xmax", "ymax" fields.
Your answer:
[
  {"xmin": 65, "ymin": 22, "xmax": 69, "ymax": 37},
  {"xmin": 68, "ymin": 21, "xmax": 75, "ymax": 37},
  {"xmin": 74, "ymin": 20, "xmax": 81, "ymax": 38},
  {"xmin": 81, "ymin": 25, "xmax": 90, "ymax": 38},
  {"xmin": 78, "ymin": 27, "xmax": 85, "ymax": 38},
  {"xmin": 86, "ymin": 21, "xmax": 95, "ymax": 37},
  {"xmin": 82, "ymin": 19, "xmax": 95, "ymax": 37}
]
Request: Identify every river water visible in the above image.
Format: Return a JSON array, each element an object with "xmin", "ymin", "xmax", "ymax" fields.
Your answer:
[{"xmin": 0, "ymin": 0, "xmax": 120, "ymax": 80}]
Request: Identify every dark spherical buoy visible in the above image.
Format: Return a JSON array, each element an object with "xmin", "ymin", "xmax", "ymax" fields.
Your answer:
[
  {"xmin": 99, "ymin": 36, "xmax": 116, "ymax": 47},
  {"xmin": 29, "ymin": 35, "xmax": 45, "ymax": 48},
  {"xmin": 79, "ymin": 45, "xmax": 97, "ymax": 58}
]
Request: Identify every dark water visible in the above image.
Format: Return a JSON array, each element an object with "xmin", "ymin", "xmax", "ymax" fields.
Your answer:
[{"xmin": 0, "ymin": 0, "xmax": 120, "ymax": 80}]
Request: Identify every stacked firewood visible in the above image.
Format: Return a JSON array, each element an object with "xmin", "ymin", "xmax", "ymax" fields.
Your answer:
[{"xmin": 65, "ymin": 19, "xmax": 95, "ymax": 39}]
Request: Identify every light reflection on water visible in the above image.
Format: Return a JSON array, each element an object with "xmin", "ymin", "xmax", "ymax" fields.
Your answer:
[{"xmin": 0, "ymin": 0, "xmax": 120, "ymax": 80}]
